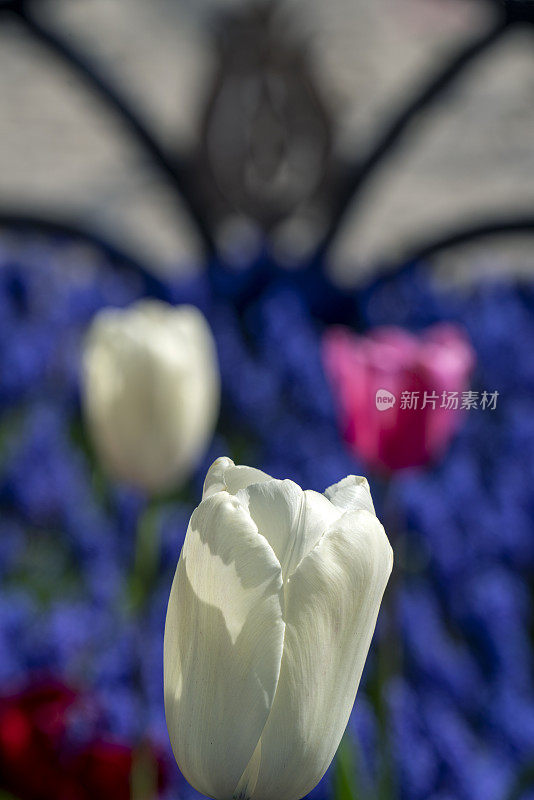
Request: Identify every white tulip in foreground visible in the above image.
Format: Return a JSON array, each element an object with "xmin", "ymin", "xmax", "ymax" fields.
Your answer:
[
  {"xmin": 82, "ymin": 300, "xmax": 219, "ymax": 493},
  {"xmin": 164, "ymin": 457, "xmax": 393, "ymax": 800}
]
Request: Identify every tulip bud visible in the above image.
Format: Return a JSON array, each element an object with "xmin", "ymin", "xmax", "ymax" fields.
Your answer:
[
  {"xmin": 323, "ymin": 323, "xmax": 475, "ymax": 472},
  {"xmin": 82, "ymin": 301, "xmax": 220, "ymax": 493},
  {"xmin": 164, "ymin": 457, "xmax": 393, "ymax": 800}
]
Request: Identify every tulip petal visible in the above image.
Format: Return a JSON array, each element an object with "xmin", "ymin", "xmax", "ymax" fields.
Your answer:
[
  {"xmin": 324, "ymin": 475, "xmax": 376, "ymax": 515},
  {"xmin": 238, "ymin": 509, "xmax": 393, "ymax": 800},
  {"xmin": 164, "ymin": 492, "xmax": 285, "ymax": 799},
  {"xmin": 203, "ymin": 457, "xmax": 272, "ymax": 499},
  {"xmin": 237, "ymin": 480, "xmax": 341, "ymax": 581}
]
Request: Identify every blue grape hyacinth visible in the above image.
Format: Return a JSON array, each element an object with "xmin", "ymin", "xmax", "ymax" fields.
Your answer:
[{"xmin": 0, "ymin": 235, "xmax": 532, "ymax": 800}]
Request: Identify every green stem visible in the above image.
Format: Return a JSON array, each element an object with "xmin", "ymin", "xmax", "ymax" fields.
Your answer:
[
  {"xmin": 130, "ymin": 741, "xmax": 159, "ymax": 800},
  {"xmin": 127, "ymin": 500, "xmax": 164, "ymax": 798},
  {"xmin": 334, "ymin": 733, "xmax": 368, "ymax": 800},
  {"xmin": 128, "ymin": 499, "xmax": 162, "ymax": 614}
]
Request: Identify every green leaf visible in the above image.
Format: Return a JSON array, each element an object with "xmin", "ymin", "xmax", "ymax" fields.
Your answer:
[
  {"xmin": 5, "ymin": 529, "xmax": 82, "ymax": 608},
  {"xmin": 333, "ymin": 734, "xmax": 363, "ymax": 800},
  {"xmin": 504, "ymin": 757, "xmax": 534, "ymax": 800}
]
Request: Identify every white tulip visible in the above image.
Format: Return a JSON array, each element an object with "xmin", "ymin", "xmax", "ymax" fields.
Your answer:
[
  {"xmin": 82, "ymin": 300, "xmax": 220, "ymax": 493},
  {"xmin": 164, "ymin": 457, "xmax": 393, "ymax": 800}
]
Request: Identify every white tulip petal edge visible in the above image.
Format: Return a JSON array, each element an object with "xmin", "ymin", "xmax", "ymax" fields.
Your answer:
[{"xmin": 164, "ymin": 457, "xmax": 393, "ymax": 800}]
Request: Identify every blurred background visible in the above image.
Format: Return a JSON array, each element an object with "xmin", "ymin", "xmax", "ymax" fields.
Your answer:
[
  {"xmin": 3, "ymin": 0, "xmax": 534, "ymax": 280},
  {"xmin": 0, "ymin": 0, "xmax": 534, "ymax": 798}
]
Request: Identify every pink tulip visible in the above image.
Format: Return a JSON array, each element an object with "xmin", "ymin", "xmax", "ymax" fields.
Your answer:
[{"xmin": 322, "ymin": 323, "xmax": 475, "ymax": 473}]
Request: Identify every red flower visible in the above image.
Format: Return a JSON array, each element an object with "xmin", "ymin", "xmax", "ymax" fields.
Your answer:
[
  {"xmin": 323, "ymin": 323, "xmax": 475, "ymax": 472},
  {"xmin": 75, "ymin": 740, "xmax": 135, "ymax": 800},
  {"xmin": 0, "ymin": 678, "xmax": 166, "ymax": 800},
  {"xmin": 74, "ymin": 739, "xmax": 167, "ymax": 800},
  {"xmin": 0, "ymin": 678, "xmax": 82, "ymax": 800}
]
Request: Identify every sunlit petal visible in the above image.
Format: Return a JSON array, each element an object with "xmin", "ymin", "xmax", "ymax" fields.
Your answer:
[{"xmin": 164, "ymin": 492, "xmax": 285, "ymax": 799}]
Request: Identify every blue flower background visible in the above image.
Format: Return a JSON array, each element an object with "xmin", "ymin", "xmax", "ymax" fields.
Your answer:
[{"xmin": 0, "ymin": 232, "xmax": 533, "ymax": 800}]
